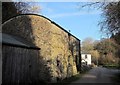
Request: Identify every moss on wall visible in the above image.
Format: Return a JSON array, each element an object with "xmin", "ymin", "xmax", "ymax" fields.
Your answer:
[{"xmin": 2, "ymin": 14, "xmax": 80, "ymax": 83}]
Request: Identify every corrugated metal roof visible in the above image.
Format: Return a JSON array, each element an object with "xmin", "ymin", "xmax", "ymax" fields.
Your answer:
[{"xmin": 0, "ymin": 33, "xmax": 40, "ymax": 50}]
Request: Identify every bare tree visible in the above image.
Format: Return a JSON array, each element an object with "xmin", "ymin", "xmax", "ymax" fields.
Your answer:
[
  {"xmin": 14, "ymin": 2, "xmax": 41, "ymax": 14},
  {"xmin": 2, "ymin": 2, "xmax": 41, "ymax": 23},
  {"xmin": 80, "ymin": 1, "xmax": 120, "ymax": 35}
]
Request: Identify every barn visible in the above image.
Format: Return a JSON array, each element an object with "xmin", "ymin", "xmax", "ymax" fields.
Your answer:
[{"xmin": 2, "ymin": 14, "xmax": 81, "ymax": 84}]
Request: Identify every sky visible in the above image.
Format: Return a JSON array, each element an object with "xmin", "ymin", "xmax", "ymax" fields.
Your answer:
[
  {"xmin": 36, "ymin": 2, "xmax": 105, "ymax": 41},
  {"xmin": 13, "ymin": 0, "xmax": 119, "ymax": 2}
]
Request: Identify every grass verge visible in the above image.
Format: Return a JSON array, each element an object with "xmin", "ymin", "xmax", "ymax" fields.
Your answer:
[
  {"xmin": 51, "ymin": 71, "xmax": 89, "ymax": 85},
  {"xmin": 103, "ymin": 64, "xmax": 120, "ymax": 69},
  {"xmin": 43, "ymin": 68, "xmax": 91, "ymax": 85},
  {"xmin": 53, "ymin": 74, "xmax": 82, "ymax": 85}
]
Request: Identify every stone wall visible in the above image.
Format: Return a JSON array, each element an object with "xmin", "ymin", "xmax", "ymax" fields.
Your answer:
[{"xmin": 2, "ymin": 14, "xmax": 81, "ymax": 83}]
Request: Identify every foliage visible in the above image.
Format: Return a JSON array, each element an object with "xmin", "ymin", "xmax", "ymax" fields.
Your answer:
[
  {"xmin": 95, "ymin": 38, "xmax": 118, "ymax": 55},
  {"xmin": 90, "ymin": 50, "xmax": 100, "ymax": 65},
  {"xmin": 111, "ymin": 32, "xmax": 120, "ymax": 45},
  {"xmin": 82, "ymin": 38, "xmax": 99, "ymax": 64},
  {"xmin": 81, "ymin": 1, "xmax": 120, "ymax": 66},
  {"xmin": 111, "ymin": 32, "xmax": 120, "ymax": 58},
  {"xmin": 80, "ymin": 2, "xmax": 120, "ymax": 53},
  {"xmin": 81, "ymin": 37, "xmax": 94, "ymax": 53},
  {"xmin": 2, "ymin": 2, "xmax": 41, "ymax": 23},
  {"xmin": 94, "ymin": 38, "xmax": 119, "ymax": 65},
  {"xmin": 2, "ymin": 2, "xmax": 18, "ymax": 23},
  {"xmin": 100, "ymin": 2, "xmax": 120, "ymax": 35},
  {"xmin": 81, "ymin": 64, "xmax": 91, "ymax": 73},
  {"xmin": 81, "ymin": 37, "xmax": 119, "ymax": 65},
  {"xmin": 103, "ymin": 64, "xmax": 120, "ymax": 69},
  {"xmin": 81, "ymin": 37, "xmax": 100, "ymax": 65},
  {"xmin": 14, "ymin": 2, "xmax": 41, "ymax": 14},
  {"xmin": 80, "ymin": 2, "xmax": 120, "ymax": 35},
  {"xmin": 56, "ymin": 74, "xmax": 81, "ymax": 84}
]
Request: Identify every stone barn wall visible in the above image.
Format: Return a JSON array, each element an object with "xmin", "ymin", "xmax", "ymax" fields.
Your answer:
[{"xmin": 2, "ymin": 14, "xmax": 81, "ymax": 83}]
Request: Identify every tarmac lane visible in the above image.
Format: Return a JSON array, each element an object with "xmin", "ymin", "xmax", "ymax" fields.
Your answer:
[{"xmin": 70, "ymin": 67, "xmax": 120, "ymax": 84}]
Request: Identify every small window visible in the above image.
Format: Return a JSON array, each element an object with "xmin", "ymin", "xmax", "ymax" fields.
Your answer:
[
  {"xmin": 85, "ymin": 55, "xmax": 87, "ymax": 59},
  {"xmin": 85, "ymin": 61, "xmax": 87, "ymax": 65}
]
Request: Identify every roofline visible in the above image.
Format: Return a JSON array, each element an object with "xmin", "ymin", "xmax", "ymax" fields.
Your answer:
[
  {"xmin": 2, "ymin": 13, "xmax": 80, "ymax": 41},
  {"xmin": 2, "ymin": 42, "xmax": 40, "ymax": 50},
  {"xmin": 1, "ymin": 33, "xmax": 40, "ymax": 50}
]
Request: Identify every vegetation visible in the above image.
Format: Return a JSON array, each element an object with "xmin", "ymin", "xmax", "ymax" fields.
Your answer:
[
  {"xmin": 80, "ymin": 2, "xmax": 120, "ymax": 36},
  {"xmin": 103, "ymin": 64, "xmax": 120, "ymax": 69},
  {"xmin": 38, "ymin": 74, "xmax": 82, "ymax": 85},
  {"xmin": 81, "ymin": 1, "xmax": 120, "ymax": 67},
  {"xmin": 81, "ymin": 2, "xmax": 120, "ymax": 82},
  {"xmin": 51, "ymin": 71, "xmax": 89, "ymax": 85},
  {"xmin": 81, "ymin": 37, "xmax": 119, "ymax": 66},
  {"xmin": 95, "ymin": 38, "xmax": 119, "ymax": 65},
  {"xmin": 81, "ymin": 37, "xmax": 94, "ymax": 53},
  {"xmin": 2, "ymin": 1, "xmax": 40, "ymax": 23},
  {"xmin": 81, "ymin": 37, "xmax": 99, "ymax": 65},
  {"xmin": 56, "ymin": 74, "xmax": 81, "ymax": 85},
  {"xmin": 2, "ymin": 1, "xmax": 120, "ymax": 83}
]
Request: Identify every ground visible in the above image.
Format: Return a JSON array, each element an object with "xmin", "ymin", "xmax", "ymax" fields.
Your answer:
[{"xmin": 70, "ymin": 67, "xmax": 120, "ymax": 83}]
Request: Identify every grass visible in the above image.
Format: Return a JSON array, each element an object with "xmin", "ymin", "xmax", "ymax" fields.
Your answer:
[
  {"xmin": 103, "ymin": 64, "xmax": 120, "ymax": 69},
  {"xmin": 51, "ymin": 70, "xmax": 89, "ymax": 85},
  {"xmin": 40, "ymin": 74, "xmax": 82, "ymax": 85},
  {"xmin": 42, "ymin": 67, "xmax": 91, "ymax": 85},
  {"xmin": 54, "ymin": 74, "xmax": 82, "ymax": 85},
  {"xmin": 45, "ymin": 71, "xmax": 87, "ymax": 85}
]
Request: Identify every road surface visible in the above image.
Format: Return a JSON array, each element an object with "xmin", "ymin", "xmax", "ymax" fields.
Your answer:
[{"xmin": 71, "ymin": 67, "xmax": 120, "ymax": 83}]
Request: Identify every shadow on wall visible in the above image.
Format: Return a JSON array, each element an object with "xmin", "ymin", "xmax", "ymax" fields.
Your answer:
[
  {"xmin": 2, "ymin": 2, "xmax": 19, "ymax": 23},
  {"xmin": 2, "ymin": 14, "xmax": 51, "ymax": 84},
  {"xmin": 2, "ymin": 2, "xmax": 81, "ymax": 82},
  {"xmin": 69, "ymin": 38, "xmax": 81, "ymax": 72}
]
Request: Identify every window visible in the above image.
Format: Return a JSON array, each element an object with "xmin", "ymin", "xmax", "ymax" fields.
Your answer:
[
  {"xmin": 85, "ymin": 55, "xmax": 87, "ymax": 59},
  {"xmin": 85, "ymin": 61, "xmax": 87, "ymax": 65}
]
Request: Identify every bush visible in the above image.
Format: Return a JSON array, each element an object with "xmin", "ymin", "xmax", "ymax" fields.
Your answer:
[
  {"xmin": 91, "ymin": 63, "xmax": 97, "ymax": 68},
  {"xmin": 81, "ymin": 64, "xmax": 91, "ymax": 73},
  {"xmin": 103, "ymin": 64, "xmax": 120, "ymax": 69}
]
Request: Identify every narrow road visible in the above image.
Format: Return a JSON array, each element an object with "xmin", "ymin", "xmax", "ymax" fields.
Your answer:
[{"xmin": 71, "ymin": 67, "xmax": 120, "ymax": 83}]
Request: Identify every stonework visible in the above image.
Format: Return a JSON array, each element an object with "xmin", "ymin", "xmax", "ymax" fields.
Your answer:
[{"xmin": 2, "ymin": 14, "xmax": 81, "ymax": 83}]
